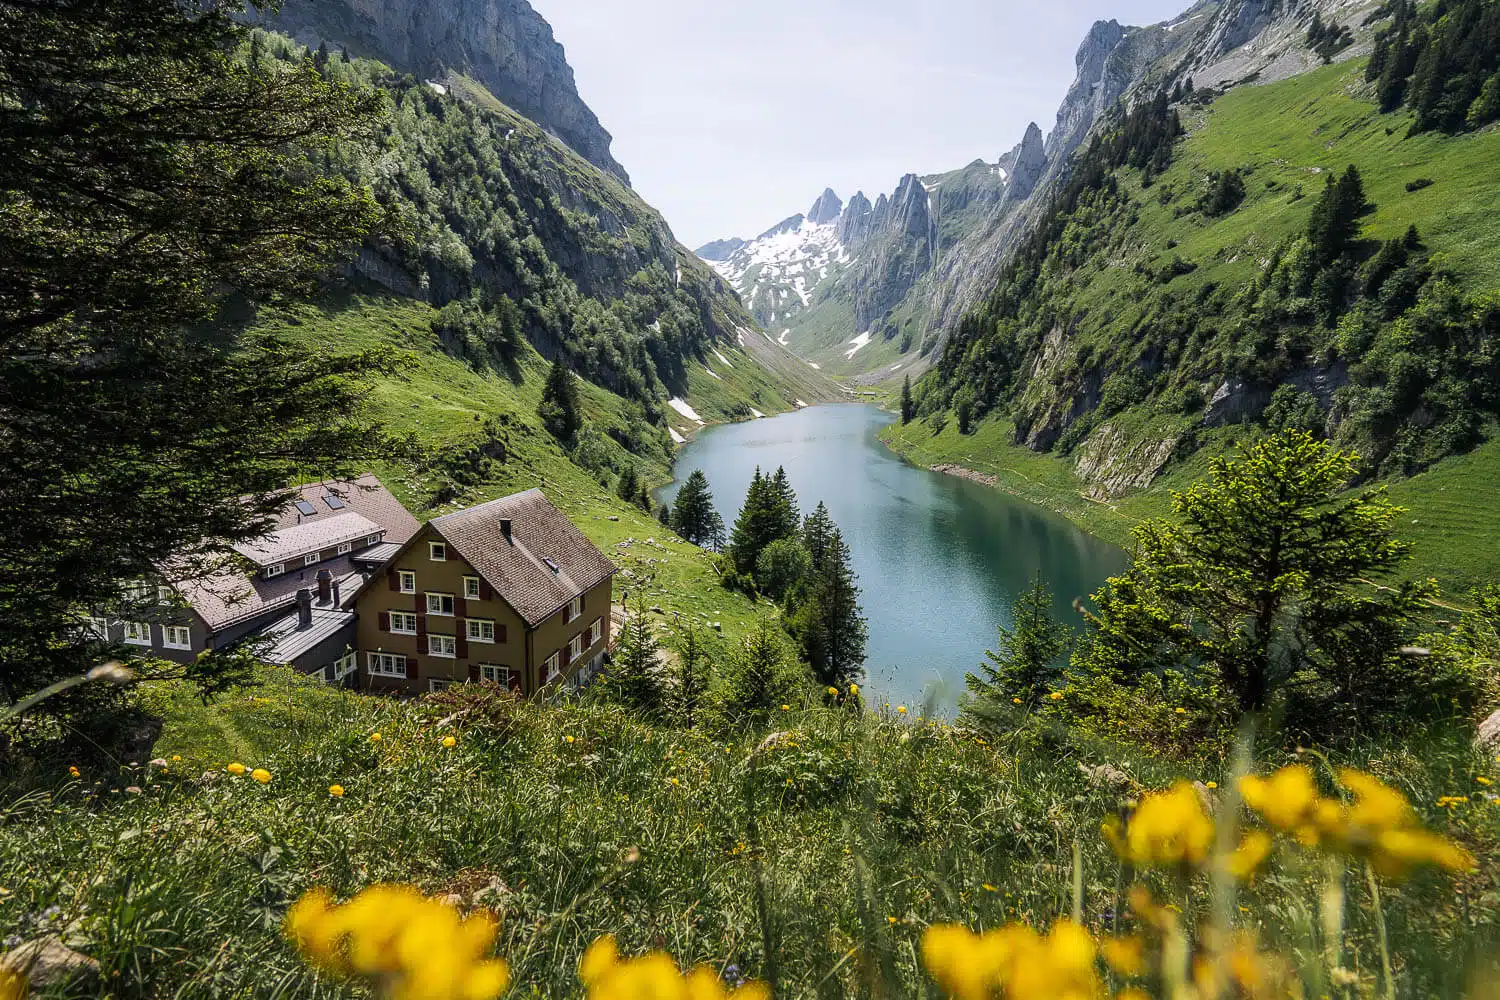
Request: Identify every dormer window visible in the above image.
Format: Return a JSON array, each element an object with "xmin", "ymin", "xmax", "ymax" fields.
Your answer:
[
  {"xmin": 366, "ymin": 533, "xmax": 382, "ymax": 546},
  {"xmin": 304, "ymin": 553, "xmax": 320, "ymax": 567},
  {"xmin": 429, "ymin": 541, "xmax": 447, "ymax": 562},
  {"xmin": 265, "ymin": 563, "xmax": 286, "ymax": 579},
  {"xmin": 337, "ymin": 543, "xmax": 353, "ymax": 555}
]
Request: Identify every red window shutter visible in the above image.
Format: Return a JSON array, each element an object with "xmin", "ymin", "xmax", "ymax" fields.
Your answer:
[
  {"xmin": 468, "ymin": 664, "xmax": 480, "ymax": 683},
  {"xmin": 378, "ymin": 611, "xmax": 390, "ymax": 632},
  {"xmin": 408, "ymin": 657, "xmax": 419, "ymax": 680},
  {"xmin": 480, "ymin": 579, "xmax": 492, "ymax": 601},
  {"xmin": 457, "ymin": 597, "xmax": 469, "ymax": 618},
  {"xmin": 387, "ymin": 568, "xmax": 398, "ymax": 592},
  {"xmin": 416, "ymin": 614, "xmax": 427, "ymax": 640},
  {"xmin": 456, "ymin": 633, "xmax": 469, "ymax": 659},
  {"xmin": 496, "ymin": 623, "xmax": 507, "ymax": 644}
]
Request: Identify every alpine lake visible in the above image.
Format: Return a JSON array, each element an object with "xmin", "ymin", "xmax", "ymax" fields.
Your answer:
[{"xmin": 659, "ymin": 404, "xmax": 1127, "ymax": 714}]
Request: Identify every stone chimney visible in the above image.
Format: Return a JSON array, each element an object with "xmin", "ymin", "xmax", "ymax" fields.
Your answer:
[
  {"xmin": 500, "ymin": 518, "xmax": 513, "ymax": 544},
  {"xmin": 316, "ymin": 568, "xmax": 333, "ymax": 605},
  {"xmin": 296, "ymin": 589, "xmax": 313, "ymax": 630}
]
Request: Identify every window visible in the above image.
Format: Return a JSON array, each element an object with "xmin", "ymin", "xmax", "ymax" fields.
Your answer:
[
  {"xmin": 428, "ymin": 634, "xmax": 457, "ymax": 658},
  {"xmin": 428, "ymin": 679, "xmax": 456, "ymax": 693},
  {"xmin": 568, "ymin": 633, "xmax": 584, "ymax": 663},
  {"xmin": 426, "ymin": 592, "xmax": 455, "ymax": 616},
  {"xmin": 366, "ymin": 533, "xmax": 382, "ymax": 546},
  {"xmin": 324, "ymin": 495, "xmax": 347, "ymax": 510},
  {"xmin": 429, "ymin": 541, "xmax": 447, "ymax": 562},
  {"xmin": 265, "ymin": 563, "xmax": 286, "ymax": 579},
  {"xmin": 295, "ymin": 500, "xmax": 318, "ymax": 517},
  {"xmin": 466, "ymin": 619, "xmax": 496, "ymax": 643},
  {"xmin": 398, "ymin": 570, "xmax": 416, "ymax": 594},
  {"xmin": 337, "ymin": 542, "xmax": 353, "ymax": 555},
  {"xmin": 122, "ymin": 621, "xmax": 151, "ymax": 646},
  {"xmin": 564, "ymin": 595, "xmax": 584, "ymax": 623},
  {"xmin": 85, "ymin": 617, "xmax": 109, "ymax": 641},
  {"xmin": 463, "ymin": 576, "xmax": 481, "ymax": 600},
  {"xmin": 328, "ymin": 652, "xmax": 356, "ymax": 682},
  {"xmin": 157, "ymin": 585, "xmax": 175, "ymax": 604},
  {"xmin": 390, "ymin": 611, "xmax": 418, "ymax": 635},
  {"xmin": 588, "ymin": 618, "xmax": 603, "ymax": 647},
  {"xmin": 163, "ymin": 625, "xmax": 192, "ymax": 650},
  {"xmin": 478, "ymin": 664, "xmax": 515, "ymax": 687},
  {"xmin": 124, "ymin": 581, "xmax": 153, "ymax": 601},
  {"xmin": 304, "ymin": 553, "xmax": 321, "ymax": 567},
  {"xmin": 367, "ymin": 652, "xmax": 407, "ymax": 678},
  {"xmin": 544, "ymin": 651, "xmax": 562, "ymax": 684}
]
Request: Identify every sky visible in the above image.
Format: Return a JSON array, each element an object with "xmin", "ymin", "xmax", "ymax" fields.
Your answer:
[{"xmin": 529, "ymin": 0, "xmax": 1191, "ymax": 250}]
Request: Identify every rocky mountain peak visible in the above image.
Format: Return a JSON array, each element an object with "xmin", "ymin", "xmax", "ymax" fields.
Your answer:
[
  {"xmin": 1005, "ymin": 122, "xmax": 1048, "ymax": 203},
  {"xmin": 694, "ymin": 237, "xmax": 745, "ymax": 262},
  {"xmin": 1077, "ymin": 19, "xmax": 1128, "ymax": 81},
  {"xmin": 257, "ymin": 0, "xmax": 630, "ymax": 184},
  {"xmin": 807, "ymin": 188, "xmax": 844, "ymax": 226},
  {"xmin": 839, "ymin": 191, "xmax": 875, "ymax": 246}
]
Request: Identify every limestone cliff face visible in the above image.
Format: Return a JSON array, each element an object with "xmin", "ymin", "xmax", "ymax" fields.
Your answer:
[
  {"xmin": 846, "ymin": 174, "xmax": 935, "ymax": 333},
  {"xmin": 255, "ymin": 0, "xmax": 629, "ymax": 184}
]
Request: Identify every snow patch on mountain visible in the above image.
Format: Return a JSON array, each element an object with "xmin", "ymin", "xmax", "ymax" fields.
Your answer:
[
  {"xmin": 844, "ymin": 330, "xmax": 873, "ymax": 360},
  {"xmin": 667, "ymin": 398, "xmax": 705, "ymax": 425}
]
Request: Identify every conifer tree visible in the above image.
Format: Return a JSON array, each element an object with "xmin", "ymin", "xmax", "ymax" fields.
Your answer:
[
  {"xmin": 792, "ymin": 527, "xmax": 868, "ymax": 687},
  {"xmin": 670, "ymin": 470, "xmax": 726, "ymax": 550},
  {"xmin": 538, "ymin": 356, "xmax": 582, "ymax": 442},
  {"xmin": 616, "ymin": 464, "xmax": 640, "ymax": 504},
  {"xmin": 610, "ymin": 599, "xmax": 664, "ymax": 718},
  {"xmin": 801, "ymin": 503, "xmax": 837, "ymax": 573},
  {"xmin": 900, "ymin": 375, "xmax": 915, "ymax": 424},
  {"xmin": 721, "ymin": 617, "xmax": 801, "ymax": 723},
  {"xmin": 729, "ymin": 467, "xmax": 799, "ymax": 574},
  {"xmin": 964, "ymin": 575, "xmax": 1071, "ymax": 709},
  {"xmin": 769, "ymin": 466, "xmax": 801, "ymax": 536},
  {"xmin": 673, "ymin": 624, "xmax": 708, "ymax": 726}
]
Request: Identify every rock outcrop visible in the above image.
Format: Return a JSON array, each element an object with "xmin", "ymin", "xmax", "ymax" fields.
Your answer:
[
  {"xmin": 255, "ymin": 0, "xmax": 630, "ymax": 184},
  {"xmin": 1004, "ymin": 123, "xmax": 1048, "ymax": 205},
  {"xmin": 807, "ymin": 188, "xmax": 844, "ymax": 226},
  {"xmin": 694, "ymin": 237, "xmax": 745, "ymax": 262}
]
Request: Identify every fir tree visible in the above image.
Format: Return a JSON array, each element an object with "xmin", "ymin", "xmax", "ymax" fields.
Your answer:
[
  {"xmin": 1307, "ymin": 165, "xmax": 1369, "ymax": 268},
  {"xmin": 801, "ymin": 502, "xmax": 837, "ymax": 574},
  {"xmin": 670, "ymin": 470, "xmax": 726, "ymax": 550},
  {"xmin": 538, "ymin": 356, "xmax": 582, "ymax": 442},
  {"xmin": 792, "ymin": 527, "xmax": 868, "ymax": 687},
  {"xmin": 728, "ymin": 467, "xmax": 799, "ymax": 574},
  {"xmin": 964, "ymin": 575, "xmax": 1071, "ymax": 710},
  {"xmin": 721, "ymin": 617, "xmax": 801, "ymax": 723},
  {"xmin": 769, "ymin": 466, "xmax": 801, "ymax": 535},
  {"xmin": 673, "ymin": 624, "xmax": 708, "ymax": 726},
  {"xmin": 616, "ymin": 465, "xmax": 640, "ymax": 504},
  {"xmin": 609, "ymin": 599, "xmax": 664, "ymax": 717},
  {"xmin": 900, "ymin": 375, "xmax": 915, "ymax": 424}
]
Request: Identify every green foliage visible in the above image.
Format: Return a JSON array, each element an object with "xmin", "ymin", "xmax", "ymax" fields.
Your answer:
[
  {"xmin": 719, "ymin": 618, "xmax": 805, "ymax": 724},
  {"xmin": 1197, "ymin": 169, "xmax": 1247, "ymax": 217},
  {"xmin": 608, "ymin": 600, "xmax": 665, "ymax": 719},
  {"xmin": 900, "ymin": 375, "xmax": 915, "ymax": 425},
  {"xmin": 1306, "ymin": 12, "xmax": 1354, "ymax": 64},
  {"xmin": 538, "ymin": 356, "xmax": 583, "ymax": 442},
  {"xmin": 789, "ymin": 528, "xmax": 868, "ymax": 687},
  {"xmin": 1066, "ymin": 431, "xmax": 1472, "ymax": 744},
  {"xmin": 1262, "ymin": 385, "xmax": 1326, "ymax": 437},
  {"xmin": 672, "ymin": 624, "xmax": 709, "ymax": 727},
  {"xmin": 964, "ymin": 575, "xmax": 1072, "ymax": 711},
  {"xmin": 1367, "ymin": 0, "xmax": 1500, "ymax": 132},
  {"xmin": 728, "ymin": 467, "xmax": 800, "ymax": 576},
  {"xmin": 755, "ymin": 538, "xmax": 813, "ymax": 604},
  {"xmin": 0, "ymin": 0, "xmax": 388, "ymax": 704},
  {"xmin": 669, "ymin": 470, "xmax": 726, "ymax": 551}
]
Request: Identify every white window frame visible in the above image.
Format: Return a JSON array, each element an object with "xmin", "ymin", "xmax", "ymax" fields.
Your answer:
[
  {"xmin": 304, "ymin": 552, "xmax": 321, "ymax": 567},
  {"xmin": 337, "ymin": 542, "xmax": 353, "ymax": 555},
  {"xmin": 367, "ymin": 652, "xmax": 407, "ymax": 678},
  {"xmin": 85, "ymin": 616, "xmax": 110, "ymax": 641},
  {"xmin": 477, "ymin": 664, "xmax": 515, "ymax": 687},
  {"xmin": 466, "ymin": 619, "xmax": 496, "ymax": 643},
  {"xmin": 588, "ymin": 618, "xmax": 603, "ymax": 647},
  {"xmin": 464, "ymin": 576, "xmax": 481, "ymax": 599},
  {"xmin": 122, "ymin": 621, "xmax": 152, "ymax": 646},
  {"xmin": 568, "ymin": 633, "xmax": 584, "ymax": 663},
  {"xmin": 124, "ymin": 581, "xmax": 153, "ymax": 602},
  {"xmin": 544, "ymin": 651, "xmax": 562, "ymax": 684},
  {"xmin": 390, "ymin": 611, "xmax": 418, "ymax": 635},
  {"xmin": 265, "ymin": 563, "xmax": 286, "ymax": 579},
  {"xmin": 398, "ymin": 570, "xmax": 416, "ymax": 594},
  {"xmin": 426, "ymin": 592, "xmax": 455, "ymax": 617},
  {"xmin": 329, "ymin": 652, "xmax": 356, "ymax": 682},
  {"xmin": 366, "ymin": 533, "xmax": 383, "ymax": 546},
  {"xmin": 428, "ymin": 679, "xmax": 456, "ymax": 692},
  {"xmin": 429, "ymin": 541, "xmax": 447, "ymax": 562},
  {"xmin": 162, "ymin": 625, "xmax": 192, "ymax": 650},
  {"xmin": 156, "ymin": 585, "xmax": 175, "ymax": 604},
  {"xmin": 565, "ymin": 595, "xmax": 583, "ymax": 623},
  {"xmin": 428, "ymin": 634, "xmax": 457, "ymax": 658}
]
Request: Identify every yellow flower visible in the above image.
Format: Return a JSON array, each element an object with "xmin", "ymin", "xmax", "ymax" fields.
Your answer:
[
  {"xmin": 369, "ymin": 732, "xmax": 381, "ymax": 742},
  {"xmin": 781, "ymin": 705, "xmax": 790, "ymax": 712},
  {"xmin": 565, "ymin": 735, "xmax": 576, "ymax": 743},
  {"xmin": 981, "ymin": 883, "xmax": 998, "ymax": 892},
  {"xmin": 669, "ymin": 777, "xmax": 680, "ymax": 787},
  {"xmin": 0, "ymin": 968, "xmax": 27, "ymax": 1000},
  {"xmin": 68, "ymin": 765, "xmax": 80, "ymax": 778},
  {"xmin": 1239, "ymin": 765, "xmax": 1319, "ymax": 833},
  {"xmin": 1107, "ymin": 782, "xmax": 1215, "ymax": 868},
  {"xmin": 827, "ymin": 686, "xmax": 839, "ymax": 697},
  {"xmin": 251, "ymin": 768, "xmax": 272, "ymax": 784},
  {"xmin": 849, "ymin": 683, "xmax": 860, "ymax": 696},
  {"xmin": 921, "ymin": 920, "xmax": 1100, "ymax": 1000},
  {"xmin": 1205, "ymin": 781, "xmax": 1218, "ymax": 789},
  {"xmin": 1478, "ymin": 776, "xmax": 1493, "ymax": 786},
  {"xmin": 1049, "ymin": 691, "xmax": 1063, "ymax": 701},
  {"xmin": 226, "ymin": 762, "xmax": 247, "ymax": 776},
  {"xmin": 578, "ymin": 933, "xmax": 766, "ymax": 1000},
  {"xmin": 897, "ymin": 706, "xmax": 908, "ymax": 715},
  {"xmin": 1100, "ymin": 934, "xmax": 1146, "ymax": 977},
  {"xmin": 1174, "ymin": 707, "xmax": 1186, "ymax": 714},
  {"xmin": 1223, "ymin": 831, "xmax": 1274, "ymax": 881},
  {"xmin": 1012, "ymin": 697, "xmax": 1022, "ymax": 705},
  {"xmin": 442, "ymin": 736, "xmax": 457, "ymax": 748},
  {"xmin": 171, "ymin": 755, "xmax": 181, "ymax": 762},
  {"xmin": 1370, "ymin": 829, "xmax": 1475, "ymax": 880},
  {"xmin": 286, "ymin": 885, "xmax": 509, "ymax": 1000},
  {"xmin": 329, "ymin": 785, "xmax": 345, "ymax": 798}
]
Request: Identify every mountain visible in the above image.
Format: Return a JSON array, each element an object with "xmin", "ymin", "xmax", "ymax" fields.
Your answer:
[{"xmin": 252, "ymin": 0, "xmax": 630, "ymax": 184}]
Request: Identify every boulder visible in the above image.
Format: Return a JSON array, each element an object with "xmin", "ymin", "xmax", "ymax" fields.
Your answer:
[
  {"xmin": 1477, "ymin": 709, "xmax": 1500, "ymax": 750},
  {"xmin": 1, "ymin": 937, "xmax": 100, "ymax": 989}
]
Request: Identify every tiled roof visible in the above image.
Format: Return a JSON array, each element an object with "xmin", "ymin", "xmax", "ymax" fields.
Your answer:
[
  {"xmin": 431, "ymin": 489, "xmax": 617, "ymax": 627},
  {"xmin": 233, "ymin": 511, "xmax": 382, "ymax": 567},
  {"xmin": 173, "ymin": 475, "xmax": 420, "ymax": 631}
]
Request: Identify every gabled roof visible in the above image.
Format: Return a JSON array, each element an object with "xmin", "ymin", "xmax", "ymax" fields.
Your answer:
[
  {"xmin": 430, "ymin": 489, "xmax": 617, "ymax": 627},
  {"xmin": 233, "ymin": 511, "xmax": 382, "ymax": 567},
  {"xmin": 173, "ymin": 475, "xmax": 420, "ymax": 631}
]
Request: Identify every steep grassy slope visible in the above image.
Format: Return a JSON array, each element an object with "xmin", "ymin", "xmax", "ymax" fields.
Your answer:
[
  {"xmin": 6, "ymin": 662, "xmax": 1492, "ymax": 998},
  {"xmin": 900, "ymin": 54, "xmax": 1500, "ymax": 592}
]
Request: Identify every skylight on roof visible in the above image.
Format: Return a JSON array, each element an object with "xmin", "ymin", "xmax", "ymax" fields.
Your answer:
[
  {"xmin": 295, "ymin": 500, "xmax": 318, "ymax": 517},
  {"xmin": 543, "ymin": 557, "xmax": 560, "ymax": 573},
  {"xmin": 324, "ymin": 495, "xmax": 346, "ymax": 510}
]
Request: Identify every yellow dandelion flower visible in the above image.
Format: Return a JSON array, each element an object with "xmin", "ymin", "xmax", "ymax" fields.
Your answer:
[
  {"xmin": 897, "ymin": 705, "xmax": 908, "ymax": 715},
  {"xmin": 1174, "ymin": 707, "xmax": 1186, "ymax": 714},
  {"xmin": 171, "ymin": 755, "xmax": 181, "ymax": 762},
  {"xmin": 849, "ymin": 683, "xmax": 860, "ymax": 696},
  {"xmin": 780, "ymin": 704, "xmax": 790, "ymax": 711},
  {"xmin": 981, "ymin": 883, "xmax": 998, "ymax": 892},
  {"xmin": 1239, "ymin": 765, "xmax": 1319, "ymax": 832},
  {"xmin": 442, "ymin": 736, "xmax": 457, "ymax": 748},
  {"xmin": 251, "ymin": 768, "xmax": 272, "ymax": 784},
  {"xmin": 1223, "ymin": 831, "xmax": 1274, "ymax": 881},
  {"xmin": 1012, "ymin": 697, "xmax": 1022, "ymax": 704},
  {"xmin": 565, "ymin": 735, "xmax": 576, "ymax": 743},
  {"xmin": 670, "ymin": 777, "xmax": 680, "ymax": 787},
  {"xmin": 226, "ymin": 762, "xmax": 247, "ymax": 776},
  {"xmin": 68, "ymin": 766, "xmax": 80, "ymax": 778},
  {"xmin": 827, "ymin": 686, "xmax": 839, "ymax": 697},
  {"xmin": 369, "ymin": 732, "xmax": 381, "ymax": 743},
  {"xmin": 1478, "ymin": 776, "xmax": 1493, "ymax": 786},
  {"xmin": 1107, "ymin": 782, "xmax": 1214, "ymax": 868},
  {"xmin": 1205, "ymin": 781, "xmax": 1218, "ymax": 789},
  {"xmin": 1049, "ymin": 691, "xmax": 1063, "ymax": 701},
  {"xmin": 329, "ymin": 785, "xmax": 345, "ymax": 798},
  {"xmin": 1100, "ymin": 934, "xmax": 1146, "ymax": 977}
]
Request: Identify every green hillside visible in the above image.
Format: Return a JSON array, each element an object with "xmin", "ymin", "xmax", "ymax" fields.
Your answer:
[{"xmin": 905, "ymin": 46, "xmax": 1500, "ymax": 593}]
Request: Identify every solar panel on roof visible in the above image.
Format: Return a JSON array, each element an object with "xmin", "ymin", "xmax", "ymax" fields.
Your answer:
[
  {"xmin": 323, "ymin": 495, "xmax": 346, "ymax": 510},
  {"xmin": 295, "ymin": 500, "xmax": 318, "ymax": 516}
]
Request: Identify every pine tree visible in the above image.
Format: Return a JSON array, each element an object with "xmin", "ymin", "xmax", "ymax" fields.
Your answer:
[
  {"xmin": 721, "ymin": 617, "xmax": 801, "ymax": 723},
  {"xmin": 900, "ymin": 375, "xmax": 915, "ymax": 424},
  {"xmin": 538, "ymin": 356, "xmax": 582, "ymax": 442},
  {"xmin": 964, "ymin": 575, "xmax": 1071, "ymax": 709},
  {"xmin": 792, "ymin": 527, "xmax": 868, "ymax": 687},
  {"xmin": 1307, "ymin": 165, "xmax": 1369, "ymax": 268},
  {"xmin": 801, "ymin": 503, "xmax": 837, "ymax": 573},
  {"xmin": 670, "ymin": 470, "xmax": 726, "ymax": 550},
  {"xmin": 728, "ymin": 467, "xmax": 799, "ymax": 574},
  {"xmin": 673, "ymin": 624, "xmax": 709, "ymax": 726},
  {"xmin": 769, "ymin": 466, "xmax": 801, "ymax": 536},
  {"xmin": 617, "ymin": 465, "xmax": 640, "ymax": 504},
  {"xmin": 609, "ymin": 599, "xmax": 664, "ymax": 717}
]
